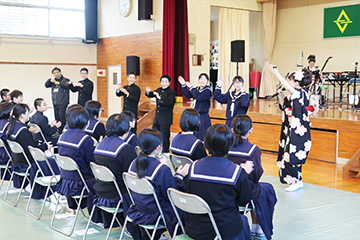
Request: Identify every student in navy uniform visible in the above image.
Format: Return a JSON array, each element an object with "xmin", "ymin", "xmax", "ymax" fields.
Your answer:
[
  {"xmin": 1, "ymin": 88, "xmax": 11, "ymax": 104},
  {"xmin": 69, "ymin": 67, "xmax": 94, "ymax": 107},
  {"xmin": 84, "ymin": 100, "xmax": 106, "ymax": 143},
  {"xmin": 56, "ymin": 105, "xmax": 100, "ymax": 221},
  {"xmin": 178, "ymin": 73, "xmax": 212, "ymax": 140},
  {"xmin": 7, "ymin": 104, "xmax": 58, "ymax": 199},
  {"xmin": 185, "ymin": 124, "xmax": 252, "ymax": 240},
  {"xmin": 30, "ymin": 98, "xmax": 61, "ymax": 145},
  {"xmin": 169, "ymin": 108, "xmax": 207, "ymax": 161},
  {"xmin": 0, "ymin": 102, "xmax": 13, "ymax": 180},
  {"xmin": 93, "ymin": 113, "xmax": 140, "ymax": 235},
  {"xmin": 116, "ymin": 72, "xmax": 141, "ymax": 134},
  {"xmin": 122, "ymin": 111, "xmax": 138, "ymax": 148},
  {"xmin": 44, "ymin": 67, "xmax": 72, "ymax": 132},
  {"xmin": 145, "ymin": 75, "xmax": 176, "ymax": 153},
  {"xmin": 10, "ymin": 90, "xmax": 24, "ymax": 105},
  {"xmin": 127, "ymin": 128, "xmax": 190, "ymax": 239},
  {"xmin": 214, "ymin": 76, "xmax": 250, "ymax": 128},
  {"xmin": 227, "ymin": 115, "xmax": 277, "ymax": 240}
]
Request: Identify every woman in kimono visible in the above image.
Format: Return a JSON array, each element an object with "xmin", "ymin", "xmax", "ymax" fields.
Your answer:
[
  {"xmin": 227, "ymin": 115, "xmax": 277, "ymax": 240},
  {"xmin": 178, "ymin": 73, "xmax": 212, "ymax": 140},
  {"xmin": 84, "ymin": 100, "xmax": 106, "ymax": 142},
  {"xmin": 169, "ymin": 108, "xmax": 207, "ymax": 161},
  {"xmin": 270, "ymin": 66, "xmax": 312, "ymax": 192},
  {"xmin": 213, "ymin": 76, "xmax": 250, "ymax": 128},
  {"xmin": 127, "ymin": 128, "xmax": 189, "ymax": 239}
]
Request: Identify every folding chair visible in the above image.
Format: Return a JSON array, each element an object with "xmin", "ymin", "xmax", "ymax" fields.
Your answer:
[
  {"xmin": 28, "ymin": 123, "xmax": 58, "ymax": 154},
  {"xmin": 120, "ymin": 172, "xmax": 167, "ymax": 240},
  {"xmin": 50, "ymin": 154, "xmax": 90, "ymax": 237},
  {"xmin": 0, "ymin": 138, "xmax": 12, "ymax": 193},
  {"xmin": 167, "ymin": 188, "xmax": 222, "ymax": 240},
  {"xmin": 169, "ymin": 154, "xmax": 193, "ymax": 171},
  {"xmin": 239, "ymin": 200, "xmax": 255, "ymax": 215},
  {"xmin": 83, "ymin": 162, "xmax": 124, "ymax": 240},
  {"xmin": 135, "ymin": 146, "xmax": 142, "ymax": 156},
  {"xmin": 4, "ymin": 141, "xmax": 31, "ymax": 207},
  {"xmin": 25, "ymin": 146, "xmax": 60, "ymax": 220}
]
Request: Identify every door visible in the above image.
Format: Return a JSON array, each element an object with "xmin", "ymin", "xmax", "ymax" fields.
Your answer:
[{"xmin": 108, "ymin": 65, "xmax": 121, "ymax": 116}]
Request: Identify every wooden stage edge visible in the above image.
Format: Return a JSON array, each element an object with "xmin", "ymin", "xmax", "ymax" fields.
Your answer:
[{"xmin": 161, "ymin": 98, "xmax": 359, "ymax": 164}]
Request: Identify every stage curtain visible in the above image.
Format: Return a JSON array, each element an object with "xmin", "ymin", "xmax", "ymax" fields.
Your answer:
[
  {"xmin": 259, "ymin": 0, "xmax": 277, "ymax": 98},
  {"xmin": 218, "ymin": 8, "xmax": 249, "ymax": 93},
  {"xmin": 162, "ymin": 0, "xmax": 189, "ymax": 96}
]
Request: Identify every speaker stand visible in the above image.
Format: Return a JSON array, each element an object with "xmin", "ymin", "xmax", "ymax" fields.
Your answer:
[{"xmin": 236, "ymin": 62, "xmax": 239, "ymax": 76}]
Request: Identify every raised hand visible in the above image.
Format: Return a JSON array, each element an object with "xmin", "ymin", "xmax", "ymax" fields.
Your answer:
[
  {"xmin": 217, "ymin": 77, "xmax": 224, "ymax": 87},
  {"xmin": 178, "ymin": 76, "xmax": 186, "ymax": 85},
  {"xmin": 146, "ymin": 86, "xmax": 151, "ymax": 93}
]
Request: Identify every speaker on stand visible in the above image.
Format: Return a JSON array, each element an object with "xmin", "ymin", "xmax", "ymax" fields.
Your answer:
[{"xmin": 226, "ymin": 40, "xmax": 245, "ymax": 92}]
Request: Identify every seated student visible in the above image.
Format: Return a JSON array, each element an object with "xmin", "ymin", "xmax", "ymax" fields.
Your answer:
[
  {"xmin": 185, "ymin": 124, "xmax": 252, "ymax": 240},
  {"xmin": 213, "ymin": 76, "xmax": 250, "ymax": 128},
  {"xmin": 93, "ymin": 113, "xmax": 139, "ymax": 234},
  {"xmin": 127, "ymin": 128, "xmax": 190, "ymax": 239},
  {"xmin": 84, "ymin": 100, "xmax": 106, "ymax": 143},
  {"xmin": 57, "ymin": 105, "xmax": 100, "ymax": 221},
  {"xmin": 169, "ymin": 108, "xmax": 207, "ymax": 161},
  {"xmin": 122, "ymin": 110, "xmax": 138, "ymax": 148},
  {"xmin": 1, "ymin": 88, "xmax": 11, "ymax": 104},
  {"xmin": 10, "ymin": 90, "xmax": 35, "ymax": 113},
  {"xmin": 7, "ymin": 103, "xmax": 58, "ymax": 199},
  {"xmin": 227, "ymin": 115, "xmax": 277, "ymax": 240},
  {"xmin": 30, "ymin": 98, "xmax": 61, "ymax": 145},
  {"xmin": 0, "ymin": 102, "xmax": 13, "ymax": 180}
]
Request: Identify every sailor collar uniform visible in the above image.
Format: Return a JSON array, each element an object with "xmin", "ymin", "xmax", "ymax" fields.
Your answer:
[
  {"xmin": 124, "ymin": 132, "xmax": 137, "ymax": 148},
  {"xmin": 0, "ymin": 119, "xmax": 9, "ymax": 136},
  {"xmin": 58, "ymin": 129, "xmax": 91, "ymax": 150},
  {"xmin": 169, "ymin": 133, "xmax": 201, "ymax": 157},
  {"xmin": 10, "ymin": 122, "xmax": 27, "ymax": 140},
  {"xmin": 84, "ymin": 118, "xmax": 100, "ymax": 134},
  {"xmin": 94, "ymin": 136, "xmax": 127, "ymax": 158}
]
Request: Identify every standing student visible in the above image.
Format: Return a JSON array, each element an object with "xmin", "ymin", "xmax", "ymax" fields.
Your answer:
[
  {"xmin": 214, "ymin": 76, "xmax": 250, "ymax": 128},
  {"xmin": 84, "ymin": 100, "xmax": 106, "ymax": 142},
  {"xmin": 178, "ymin": 73, "xmax": 212, "ymax": 140},
  {"xmin": 169, "ymin": 108, "xmax": 207, "ymax": 161},
  {"xmin": 116, "ymin": 72, "xmax": 141, "ymax": 134},
  {"xmin": 185, "ymin": 124, "xmax": 252, "ymax": 240},
  {"xmin": 1, "ymin": 88, "xmax": 11, "ymax": 104},
  {"xmin": 44, "ymin": 67, "xmax": 72, "ymax": 132},
  {"xmin": 228, "ymin": 115, "xmax": 277, "ymax": 240},
  {"xmin": 122, "ymin": 111, "xmax": 138, "ymax": 148},
  {"xmin": 270, "ymin": 65, "xmax": 312, "ymax": 192},
  {"xmin": 69, "ymin": 67, "xmax": 94, "ymax": 107},
  {"xmin": 127, "ymin": 128, "xmax": 189, "ymax": 239},
  {"xmin": 0, "ymin": 103, "xmax": 13, "ymax": 180},
  {"xmin": 145, "ymin": 75, "xmax": 176, "ymax": 153}
]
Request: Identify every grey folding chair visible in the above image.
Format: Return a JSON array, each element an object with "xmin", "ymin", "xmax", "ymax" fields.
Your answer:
[
  {"xmin": 50, "ymin": 154, "xmax": 90, "ymax": 237},
  {"xmin": 239, "ymin": 200, "xmax": 255, "ymax": 216},
  {"xmin": 135, "ymin": 146, "xmax": 142, "ymax": 156},
  {"xmin": 169, "ymin": 154, "xmax": 193, "ymax": 171},
  {"xmin": 83, "ymin": 162, "xmax": 124, "ymax": 240},
  {"xmin": 120, "ymin": 172, "xmax": 167, "ymax": 240},
  {"xmin": 167, "ymin": 188, "xmax": 222, "ymax": 240},
  {"xmin": 0, "ymin": 138, "xmax": 12, "ymax": 193},
  {"xmin": 28, "ymin": 123, "xmax": 47, "ymax": 144},
  {"xmin": 25, "ymin": 146, "xmax": 60, "ymax": 220},
  {"xmin": 4, "ymin": 141, "xmax": 31, "ymax": 207}
]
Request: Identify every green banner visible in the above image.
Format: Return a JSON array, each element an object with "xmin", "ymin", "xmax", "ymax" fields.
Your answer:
[{"xmin": 324, "ymin": 4, "xmax": 360, "ymax": 38}]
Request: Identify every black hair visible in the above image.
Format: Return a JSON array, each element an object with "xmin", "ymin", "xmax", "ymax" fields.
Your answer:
[
  {"xmin": 7, "ymin": 103, "xmax": 29, "ymax": 138},
  {"xmin": 198, "ymin": 73, "xmax": 209, "ymax": 80},
  {"xmin": 106, "ymin": 113, "xmax": 130, "ymax": 137},
  {"xmin": 233, "ymin": 76, "xmax": 244, "ymax": 84},
  {"xmin": 52, "ymin": 67, "xmax": 61, "ymax": 73},
  {"xmin": 85, "ymin": 100, "xmax": 101, "ymax": 118},
  {"xmin": 179, "ymin": 108, "xmax": 200, "ymax": 132},
  {"xmin": 1, "ymin": 88, "xmax": 10, "ymax": 100},
  {"xmin": 307, "ymin": 55, "xmax": 316, "ymax": 63},
  {"xmin": 204, "ymin": 124, "xmax": 234, "ymax": 157},
  {"xmin": 160, "ymin": 74, "xmax": 172, "ymax": 83},
  {"xmin": 66, "ymin": 105, "xmax": 89, "ymax": 130},
  {"xmin": 10, "ymin": 90, "xmax": 23, "ymax": 101},
  {"xmin": 127, "ymin": 72, "xmax": 136, "ymax": 77},
  {"xmin": 122, "ymin": 110, "xmax": 135, "ymax": 120},
  {"xmin": 80, "ymin": 67, "xmax": 88, "ymax": 73},
  {"xmin": 135, "ymin": 128, "xmax": 162, "ymax": 178},
  {"xmin": 232, "ymin": 115, "xmax": 253, "ymax": 145},
  {"xmin": 294, "ymin": 68, "xmax": 312, "ymax": 87},
  {"xmin": 0, "ymin": 102, "xmax": 13, "ymax": 120},
  {"xmin": 34, "ymin": 98, "xmax": 44, "ymax": 110}
]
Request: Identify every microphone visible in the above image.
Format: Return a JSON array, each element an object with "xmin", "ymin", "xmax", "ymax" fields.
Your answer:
[{"xmin": 271, "ymin": 88, "xmax": 286, "ymax": 98}]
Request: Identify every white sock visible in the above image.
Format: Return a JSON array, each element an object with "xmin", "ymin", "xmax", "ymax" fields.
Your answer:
[
  {"xmin": 252, "ymin": 224, "xmax": 259, "ymax": 233},
  {"xmin": 257, "ymin": 225, "xmax": 264, "ymax": 235}
]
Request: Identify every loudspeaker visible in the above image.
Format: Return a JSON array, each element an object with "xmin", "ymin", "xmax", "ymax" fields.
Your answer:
[
  {"xmin": 138, "ymin": 0, "xmax": 153, "ymax": 20},
  {"xmin": 83, "ymin": 0, "xmax": 98, "ymax": 44},
  {"xmin": 126, "ymin": 56, "xmax": 140, "ymax": 76},
  {"xmin": 231, "ymin": 40, "xmax": 245, "ymax": 62}
]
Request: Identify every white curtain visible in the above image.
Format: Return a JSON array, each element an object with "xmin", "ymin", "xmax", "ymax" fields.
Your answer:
[
  {"xmin": 218, "ymin": 8, "xmax": 249, "ymax": 92},
  {"xmin": 259, "ymin": 0, "xmax": 277, "ymax": 97}
]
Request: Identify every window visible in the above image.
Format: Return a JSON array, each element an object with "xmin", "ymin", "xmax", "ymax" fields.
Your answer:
[{"xmin": 0, "ymin": 0, "xmax": 85, "ymax": 39}]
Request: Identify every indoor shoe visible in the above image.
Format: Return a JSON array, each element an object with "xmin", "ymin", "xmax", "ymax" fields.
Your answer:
[{"xmin": 285, "ymin": 181, "xmax": 303, "ymax": 192}]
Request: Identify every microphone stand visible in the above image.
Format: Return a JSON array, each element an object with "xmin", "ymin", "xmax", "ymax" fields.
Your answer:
[{"xmin": 351, "ymin": 62, "xmax": 358, "ymax": 111}]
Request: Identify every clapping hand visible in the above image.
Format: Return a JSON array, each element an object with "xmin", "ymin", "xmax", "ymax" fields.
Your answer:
[
  {"xmin": 176, "ymin": 164, "xmax": 190, "ymax": 177},
  {"xmin": 153, "ymin": 91, "xmax": 160, "ymax": 99},
  {"xmin": 178, "ymin": 76, "xmax": 186, "ymax": 85}
]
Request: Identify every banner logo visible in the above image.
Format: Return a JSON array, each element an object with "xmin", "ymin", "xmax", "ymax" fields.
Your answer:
[{"xmin": 333, "ymin": 10, "xmax": 352, "ymax": 33}]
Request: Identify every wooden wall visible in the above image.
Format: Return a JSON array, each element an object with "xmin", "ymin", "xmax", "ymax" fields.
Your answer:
[{"xmin": 97, "ymin": 31, "xmax": 162, "ymax": 117}]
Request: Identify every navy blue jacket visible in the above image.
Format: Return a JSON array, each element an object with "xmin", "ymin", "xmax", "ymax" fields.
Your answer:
[
  {"xmin": 30, "ymin": 111, "xmax": 58, "ymax": 142},
  {"xmin": 69, "ymin": 78, "xmax": 93, "ymax": 107},
  {"xmin": 214, "ymin": 86, "xmax": 250, "ymax": 119},
  {"xmin": 182, "ymin": 85, "xmax": 212, "ymax": 113},
  {"xmin": 84, "ymin": 118, "xmax": 106, "ymax": 142},
  {"xmin": 169, "ymin": 133, "xmax": 207, "ymax": 161},
  {"xmin": 116, "ymin": 83, "xmax": 141, "ymax": 118},
  {"xmin": 146, "ymin": 87, "xmax": 176, "ymax": 125}
]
